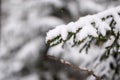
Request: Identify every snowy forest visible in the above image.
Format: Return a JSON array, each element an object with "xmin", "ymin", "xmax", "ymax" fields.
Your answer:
[{"xmin": 1, "ymin": 0, "xmax": 120, "ymax": 80}]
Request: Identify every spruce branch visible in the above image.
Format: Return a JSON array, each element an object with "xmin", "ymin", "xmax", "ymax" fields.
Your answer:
[{"xmin": 46, "ymin": 6, "xmax": 120, "ymax": 80}]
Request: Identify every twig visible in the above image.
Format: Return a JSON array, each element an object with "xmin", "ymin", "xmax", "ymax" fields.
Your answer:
[{"xmin": 47, "ymin": 55, "xmax": 101, "ymax": 80}]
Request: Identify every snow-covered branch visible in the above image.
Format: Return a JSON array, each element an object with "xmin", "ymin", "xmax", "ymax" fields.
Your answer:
[{"xmin": 46, "ymin": 6, "xmax": 120, "ymax": 47}]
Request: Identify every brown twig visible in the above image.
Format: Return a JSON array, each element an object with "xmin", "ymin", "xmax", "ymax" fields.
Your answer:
[{"xmin": 47, "ymin": 55, "xmax": 101, "ymax": 80}]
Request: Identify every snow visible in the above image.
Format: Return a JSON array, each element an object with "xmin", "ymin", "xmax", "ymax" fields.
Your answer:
[
  {"xmin": 92, "ymin": 15, "xmax": 111, "ymax": 36},
  {"xmin": 112, "ymin": 12, "xmax": 120, "ymax": 31},
  {"xmin": 76, "ymin": 23, "xmax": 98, "ymax": 41},
  {"xmin": 46, "ymin": 6, "xmax": 120, "ymax": 43},
  {"xmin": 46, "ymin": 25, "xmax": 67, "ymax": 41},
  {"xmin": 66, "ymin": 22, "xmax": 77, "ymax": 33}
]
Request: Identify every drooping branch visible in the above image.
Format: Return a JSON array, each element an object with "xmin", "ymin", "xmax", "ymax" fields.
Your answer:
[{"xmin": 47, "ymin": 55, "xmax": 101, "ymax": 80}]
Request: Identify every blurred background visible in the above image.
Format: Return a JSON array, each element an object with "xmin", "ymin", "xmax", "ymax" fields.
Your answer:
[{"xmin": 1, "ymin": 0, "xmax": 120, "ymax": 80}]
